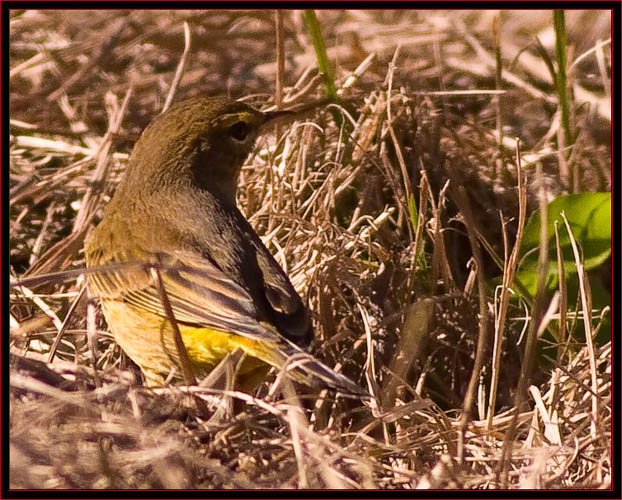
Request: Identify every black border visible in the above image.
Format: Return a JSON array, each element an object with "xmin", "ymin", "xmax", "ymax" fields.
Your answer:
[{"xmin": 4, "ymin": 3, "xmax": 619, "ymax": 498}]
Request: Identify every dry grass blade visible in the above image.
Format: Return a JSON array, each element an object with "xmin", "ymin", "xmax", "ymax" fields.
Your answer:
[
  {"xmin": 9, "ymin": 9, "xmax": 610, "ymax": 490},
  {"xmin": 487, "ymin": 140, "xmax": 527, "ymax": 429},
  {"xmin": 162, "ymin": 22, "xmax": 191, "ymax": 113},
  {"xmin": 560, "ymin": 212, "xmax": 599, "ymax": 440},
  {"xmin": 449, "ymin": 184, "xmax": 490, "ymax": 465},
  {"xmin": 499, "ymin": 162, "xmax": 550, "ymax": 487}
]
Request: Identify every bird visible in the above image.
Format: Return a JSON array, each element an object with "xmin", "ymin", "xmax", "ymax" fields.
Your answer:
[{"xmin": 85, "ymin": 96, "xmax": 365, "ymax": 396}]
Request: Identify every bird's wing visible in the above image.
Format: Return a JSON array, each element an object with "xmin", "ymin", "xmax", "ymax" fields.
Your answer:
[
  {"xmin": 87, "ymin": 245, "xmax": 366, "ymax": 395},
  {"xmin": 252, "ymin": 247, "xmax": 313, "ymax": 346},
  {"xmin": 87, "ymin": 242, "xmax": 268, "ymax": 340}
]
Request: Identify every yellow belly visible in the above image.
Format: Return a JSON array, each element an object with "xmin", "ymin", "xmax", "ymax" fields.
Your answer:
[{"xmin": 101, "ymin": 298, "xmax": 269, "ymax": 388}]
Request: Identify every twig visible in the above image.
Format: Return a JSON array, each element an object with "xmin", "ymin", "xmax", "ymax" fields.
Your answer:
[
  {"xmin": 150, "ymin": 267, "xmax": 196, "ymax": 387},
  {"xmin": 162, "ymin": 22, "xmax": 191, "ymax": 113},
  {"xmin": 275, "ymin": 11, "xmax": 285, "ymax": 110},
  {"xmin": 499, "ymin": 162, "xmax": 550, "ymax": 487},
  {"xmin": 451, "ymin": 185, "xmax": 490, "ymax": 466},
  {"xmin": 561, "ymin": 212, "xmax": 599, "ymax": 440},
  {"xmin": 48, "ymin": 284, "xmax": 87, "ymax": 363},
  {"xmin": 487, "ymin": 140, "xmax": 526, "ymax": 430}
]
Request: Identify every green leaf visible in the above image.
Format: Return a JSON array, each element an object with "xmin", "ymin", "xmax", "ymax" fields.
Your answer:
[
  {"xmin": 409, "ymin": 193, "xmax": 427, "ymax": 270},
  {"xmin": 515, "ymin": 192, "xmax": 610, "ymax": 297},
  {"xmin": 302, "ymin": 10, "xmax": 337, "ymax": 101},
  {"xmin": 522, "ymin": 193, "xmax": 610, "ymax": 265},
  {"xmin": 508, "ymin": 192, "xmax": 611, "ymax": 362},
  {"xmin": 408, "ymin": 192, "xmax": 418, "ymax": 233}
]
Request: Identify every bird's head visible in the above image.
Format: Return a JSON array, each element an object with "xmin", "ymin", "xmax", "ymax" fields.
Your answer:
[{"xmin": 123, "ymin": 97, "xmax": 291, "ymax": 201}]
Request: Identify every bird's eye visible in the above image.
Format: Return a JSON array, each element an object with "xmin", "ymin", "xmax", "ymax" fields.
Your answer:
[{"xmin": 228, "ymin": 121, "xmax": 250, "ymax": 141}]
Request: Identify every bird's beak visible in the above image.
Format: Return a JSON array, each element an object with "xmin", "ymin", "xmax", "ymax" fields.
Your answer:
[
  {"xmin": 261, "ymin": 109, "xmax": 296, "ymax": 129},
  {"xmin": 260, "ymin": 98, "xmax": 339, "ymax": 131}
]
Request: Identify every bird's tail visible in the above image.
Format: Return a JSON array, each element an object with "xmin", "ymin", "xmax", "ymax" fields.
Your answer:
[{"xmin": 230, "ymin": 335, "xmax": 368, "ymax": 397}]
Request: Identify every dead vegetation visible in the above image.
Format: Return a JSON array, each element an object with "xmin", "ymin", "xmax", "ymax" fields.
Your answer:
[{"xmin": 9, "ymin": 10, "xmax": 611, "ymax": 489}]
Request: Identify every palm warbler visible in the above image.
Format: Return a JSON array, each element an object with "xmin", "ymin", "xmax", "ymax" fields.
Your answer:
[{"xmin": 85, "ymin": 97, "xmax": 364, "ymax": 395}]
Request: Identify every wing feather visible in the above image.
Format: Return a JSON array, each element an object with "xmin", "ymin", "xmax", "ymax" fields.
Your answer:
[{"xmin": 87, "ymin": 244, "xmax": 272, "ymax": 341}]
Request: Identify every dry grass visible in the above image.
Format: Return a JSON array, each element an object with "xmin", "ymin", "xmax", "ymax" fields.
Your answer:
[{"xmin": 9, "ymin": 10, "xmax": 611, "ymax": 489}]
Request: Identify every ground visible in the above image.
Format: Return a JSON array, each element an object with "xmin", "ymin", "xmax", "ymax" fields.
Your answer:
[{"xmin": 9, "ymin": 9, "xmax": 612, "ymax": 489}]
